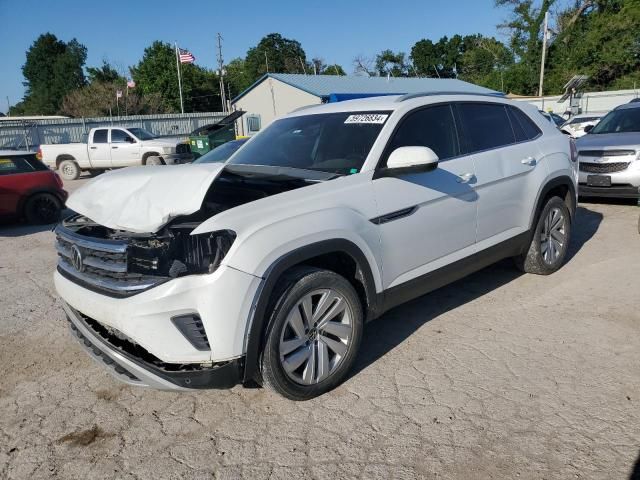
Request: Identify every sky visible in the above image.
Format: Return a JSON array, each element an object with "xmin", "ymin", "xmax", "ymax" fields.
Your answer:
[{"xmin": 0, "ymin": 0, "xmax": 510, "ymax": 114}]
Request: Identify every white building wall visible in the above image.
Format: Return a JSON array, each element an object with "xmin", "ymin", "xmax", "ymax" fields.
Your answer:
[
  {"xmin": 232, "ymin": 77, "xmax": 322, "ymax": 135},
  {"xmin": 515, "ymin": 88, "xmax": 640, "ymax": 115}
]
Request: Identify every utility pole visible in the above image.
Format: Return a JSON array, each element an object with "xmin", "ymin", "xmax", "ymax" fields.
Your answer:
[
  {"xmin": 6, "ymin": 96, "xmax": 10, "ymax": 115},
  {"xmin": 217, "ymin": 33, "xmax": 227, "ymax": 112},
  {"xmin": 538, "ymin": 10, "xmax": 550, "ymax": 98}
]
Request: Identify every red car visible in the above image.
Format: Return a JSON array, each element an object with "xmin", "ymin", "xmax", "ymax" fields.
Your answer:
[{"xmin": 0, "ymin": 150, "xmax": 68, "ymax": 224}]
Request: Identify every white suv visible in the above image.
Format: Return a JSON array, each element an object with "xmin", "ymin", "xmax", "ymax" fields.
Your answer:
[{"xmin": 55, "ymin": 93, "xmax": 578, "ymax": 400}]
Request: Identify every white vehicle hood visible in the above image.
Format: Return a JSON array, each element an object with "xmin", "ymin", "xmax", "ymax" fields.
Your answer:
[{"xmin": 66, "ymin": 164, "xmax": 225, "ymax": 233}]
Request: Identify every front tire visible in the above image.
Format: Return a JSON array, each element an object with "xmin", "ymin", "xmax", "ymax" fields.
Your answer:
[
  {"xmin": 515, "ymin": 196, "xmax": 571, "ymax": 275},
  {"xmin": 145, "ymin": 156, "xmax": 164, "ymax": 166},
  {"xmin": 260, "ymin": 267, "xmax": 363, "ymax": 400}
]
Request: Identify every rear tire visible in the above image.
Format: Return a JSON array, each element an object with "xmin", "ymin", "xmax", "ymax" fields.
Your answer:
[
  {"xmin": 259, "ymin": 267, "xmax": 363, "ymax": 400},
  {"xmin": 515, "ymin": 196, "xmax": 571, "ymax": 275},
  {"xmin": 24, "ymin": 193, "xmax": 62, "ymax": 224},
  {"xmin": 58, "ymin": 159, "xmax": 80, "ymax": 180}
]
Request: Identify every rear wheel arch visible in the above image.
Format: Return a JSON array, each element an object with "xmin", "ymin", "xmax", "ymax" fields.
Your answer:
[
  {"xmin": 56, "ymin": 154, "xmax": 77, "ymax": 168},
  {"xmin": 242, "ymin": 239, "xmax": 380, "ymax": 384},
  {"xmin": 530, "ymin": 175, "xmax": 576, "ymax": 230}
]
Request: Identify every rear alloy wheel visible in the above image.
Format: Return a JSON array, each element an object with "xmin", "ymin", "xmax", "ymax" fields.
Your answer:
[
  {"xmin": 24, "ymin": 193, "xmax": 62, "ymax": 224},
  {"xmin": 515, "ymin": 196, "xmax": 571, "ymax": 275},
  {"xmin": 58, "ymin": 160, "xmax": 80, "ymax": 180},
  {"xmin": 260, "ymin": 267, "xmax": 363, "ymax": 400}
]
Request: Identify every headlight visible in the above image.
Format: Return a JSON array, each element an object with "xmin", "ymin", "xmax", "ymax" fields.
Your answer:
[
  {"xmin": 173, "ymin": 230, "xmax": 236, "ymax": 276},
  {"xmin": 128, "ymin": 229, "xmax": 236, "ymax": 278},
  {"xmin": 161, "ymin": 146, "xmax": 175, "ymax": 154}
]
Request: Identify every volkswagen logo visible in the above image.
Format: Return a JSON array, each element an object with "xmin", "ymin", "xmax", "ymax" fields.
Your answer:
[{"xmin": 70, "ymin": 245, "xmax": 84, "ymax": 272}]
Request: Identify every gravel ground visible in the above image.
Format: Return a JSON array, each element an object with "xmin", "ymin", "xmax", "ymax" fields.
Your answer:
[{"xmin": 1, "ymin": 178, "xmax": 639, "ymax": 479}]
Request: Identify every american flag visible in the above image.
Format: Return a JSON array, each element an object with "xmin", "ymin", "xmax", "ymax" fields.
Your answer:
[{"xmin": 179, "ymin": 48, "xmax": 195, "ymax": 64}]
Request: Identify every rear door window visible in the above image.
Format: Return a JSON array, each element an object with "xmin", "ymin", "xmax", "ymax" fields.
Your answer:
[
  {"xmin": 384, "ymin": 104, "xmax": 459, "ymax": 164},
  {"xmin": 93, "ymin": 129, "xmax": 108, "ymax": 143},
  {"xmin": 110, "ymin": 129, "xmax": 134, "ymax": 143},
  {"xmin": 456, "ymin": 103, "xmax": 516, "ymax": 154}
]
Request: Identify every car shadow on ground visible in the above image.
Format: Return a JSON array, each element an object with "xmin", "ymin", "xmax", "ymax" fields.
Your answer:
[
  {"xmin": 0, "ymin": 220, "xmax": 57, "ymax": 237},
  {"xmin": 0, "ymin": 208, "xmax": 75, "ymax": 238},
  {"xmin": 351, "ymin": 205, "xmax": 603, "ymax": 379},
  {"xmin": 630, "ymin": 449, "xmax": 640, "ymax": 480}
]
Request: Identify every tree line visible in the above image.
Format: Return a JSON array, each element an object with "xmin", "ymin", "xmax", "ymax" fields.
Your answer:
[{"xmin": 10, "ymin": 0, "xmax": 640, "ymax": 117}]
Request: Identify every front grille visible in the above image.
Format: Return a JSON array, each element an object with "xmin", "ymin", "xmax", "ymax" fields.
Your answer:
[
  {"xmin": 55, "ymin": 224, "xmax": 167, "ymax": 297},
  {"xmin": 176, "ymin": 143, "xmax": 191, "ymax": 154},
  {"xmin": 579, "ymin": 149, "xmax": 636, "ymax": 157},
  {"xmin": 579, "ymin": 162, "xmax": 630, "ymax": 174}
]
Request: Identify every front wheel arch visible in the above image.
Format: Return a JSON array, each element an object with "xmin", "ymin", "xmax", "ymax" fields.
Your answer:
[{"xmin": 242, "ymin": 239, "xmax": 379, "ymax": 384}]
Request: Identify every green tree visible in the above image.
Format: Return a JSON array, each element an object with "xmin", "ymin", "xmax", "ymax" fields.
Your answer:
[
  {"xmin": 321, "ymin": 64, "xmax": 346, "ymax": 75},
  {"xmin": 375, "ymin": 50, "xmax": 410, "ymax": 77},
  {"xmin": 87, "ymin": 61, "xmax": 123, "ymax": 84},
  {"xmin": 245, "ymin": 33, "xmax": 307, "ymax": 81},
  {"xmin": 60, "ymin": 81, "xmax": 165, "ymax": 117},
  {"xmin": 224, "ymin": 58, "xmax": 253, "ymax": 99},
  {"xmin": 495, "ymin": 0, "xmax": 555, "ymax": 95},
  {"xmin": 544, "ymin": 0, "xmax": 640, "ymax": 92},
  {"xmin": 17, "ymin": 33, "xmax": 87, "ymax": 115},
  {"xmin": 130, "ymin": 41, "xmax": 221, "ymax": 112}
]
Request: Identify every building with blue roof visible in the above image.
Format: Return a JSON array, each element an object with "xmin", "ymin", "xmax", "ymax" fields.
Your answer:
[{"xmin": 231, "ymin": 73, "xmax": 498, "ymax": 136}]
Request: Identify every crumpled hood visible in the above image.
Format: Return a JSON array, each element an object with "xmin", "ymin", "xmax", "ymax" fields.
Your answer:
[{"xmin": 66, "ymin": 164, "xmax": 225, "ymax": 233}]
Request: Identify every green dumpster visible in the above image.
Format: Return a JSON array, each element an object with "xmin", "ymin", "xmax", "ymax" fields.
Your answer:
[{"xmin": 189, "ymin": 110, "xmax": 245, "ymax": 159}]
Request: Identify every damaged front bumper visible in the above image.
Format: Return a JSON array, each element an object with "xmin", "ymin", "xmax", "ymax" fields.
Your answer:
[{"xmin": 63, "ymin": 301, "xmax": 242, "ymax": 390}]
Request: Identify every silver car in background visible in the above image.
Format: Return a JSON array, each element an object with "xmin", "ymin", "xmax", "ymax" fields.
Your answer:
[{"xmin": 576, "ymin": 102, "xmax": 640, "ymax": 199}]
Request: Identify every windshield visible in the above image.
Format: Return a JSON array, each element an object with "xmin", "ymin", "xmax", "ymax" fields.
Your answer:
[
  {"xmin": 127, "ymin": 128, "xmax": 156, "ymax": 140},
  {"xmin": 228, "ymin": 111, "xmax": 391, "ymax": 175},
  {"xmin": 590, "ymin": 108, "xmax": 640, "ymax": 134},
  {"xmin": 194, "ymin": 140, "xmax": 246, "ymax": 164}
]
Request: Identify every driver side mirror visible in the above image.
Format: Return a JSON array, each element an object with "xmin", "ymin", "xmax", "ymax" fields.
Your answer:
[
  {"xmin": 583, "ymin": 124, "xmax": 594, "ymax": 134},
  {"xmin": 376, "ymin": 146, "xmax": 439, "ymax": 178},
  {"xmin": 126, "ymin": 136, "xmax": 136, "ymax": 143}
]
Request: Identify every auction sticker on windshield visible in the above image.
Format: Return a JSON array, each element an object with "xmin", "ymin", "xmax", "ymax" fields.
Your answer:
[{"xmin": 344, "ymin": 114, "xmax": 389, "ymax": 124}]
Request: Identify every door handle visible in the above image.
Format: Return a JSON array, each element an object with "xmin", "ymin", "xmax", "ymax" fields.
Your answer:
[
  {"xmin": 90, "ymin": 146, "xmax": 97, "ymax": 150},
  {"xmin": 521, "ymin": 157, "xmax": 537, "ymax": 166},
  {"xmin": 112, "ymin": 146, "xmax": 118, "ymax": 149},
  {"xmin": 456, "ymin": 173, "xmax": 475, "ymax": 184}
]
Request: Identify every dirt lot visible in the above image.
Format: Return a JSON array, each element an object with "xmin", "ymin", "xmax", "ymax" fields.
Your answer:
[{"xmin": 1, "ymin": 178, "xmax": 639, "ymax": 479}]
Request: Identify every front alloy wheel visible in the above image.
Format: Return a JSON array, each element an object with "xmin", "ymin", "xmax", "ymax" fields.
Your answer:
[
  {"xmin": 279, "ymin": 289, "xmax": 353, "ymax": 385},
  {"xmin": 260, "ymin": 267, "xmax": 363, "ymax": 400}
]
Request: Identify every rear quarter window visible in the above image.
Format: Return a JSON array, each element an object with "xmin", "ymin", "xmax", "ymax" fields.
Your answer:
[
  {"xmin": 0, "ymin": 155, "xmax": 39, "ymax": 175},
  {"xmin": 507, "ymin": 106, "xmax": 542, "ymax": 142}
]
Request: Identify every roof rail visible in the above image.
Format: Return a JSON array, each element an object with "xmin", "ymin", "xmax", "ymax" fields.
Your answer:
[{"xmin": 396, "ymin": 91, "xmax": 505, "ymax": 102}]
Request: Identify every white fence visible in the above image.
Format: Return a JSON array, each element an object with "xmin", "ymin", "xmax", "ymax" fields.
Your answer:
[
  {"xmin": 0, "ymin": 112, "xmax": 227, "ymax": 150},
  {"xmin": 514, "ymin": 88, "xmax": 640, "ymax": 115}
]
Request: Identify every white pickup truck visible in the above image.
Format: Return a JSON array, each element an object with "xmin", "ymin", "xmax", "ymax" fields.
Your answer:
[{"xmin": 39, "ymin": 127, "xmax": 193, "ymax": 180}]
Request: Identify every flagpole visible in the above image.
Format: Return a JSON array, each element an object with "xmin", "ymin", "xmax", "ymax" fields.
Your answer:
[{"xmin": 175, "ymin": 42, "xmax": 184, "ymax": 114}]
